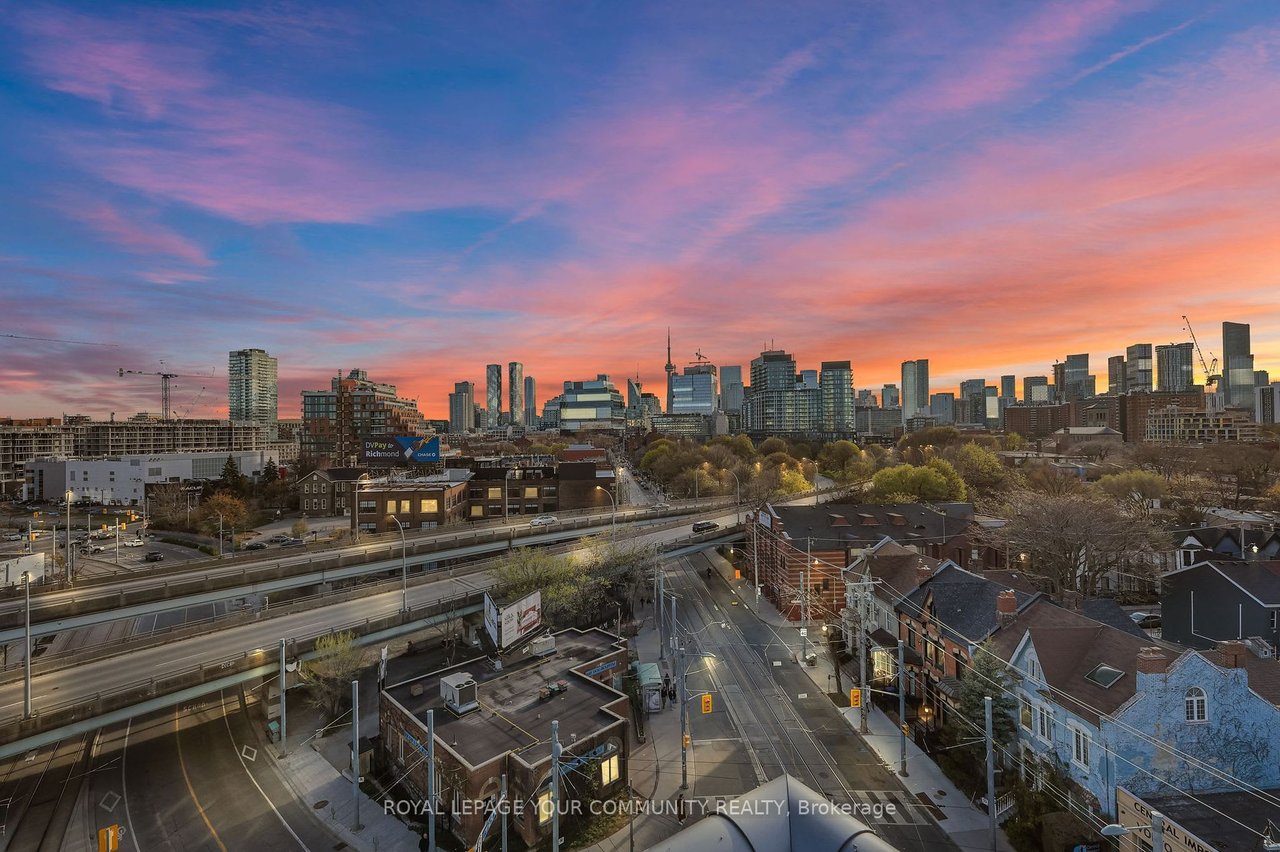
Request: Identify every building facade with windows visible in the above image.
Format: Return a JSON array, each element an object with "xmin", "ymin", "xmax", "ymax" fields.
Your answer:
[
  {"xmin": 486, "ymin": 364, "xmax": 502, "ymax": 428},
  {"xmin": 25, "ymin": 450, "xmax": 284, "ymax": 504},
  {"xmin": 508, "ymin": 362, "xmax": 525, "ymax": 427},
  {"xmin": 448, "ymin": 381, "xmax": 475, "ymax": 434},
  {"xmin": 300, "ymin": 369, "xmax": 425, "ymax": 465},
  {"xmin": 228, "ymin": 348, "xmax": 279, "ymax": 436},
  {"xmin": 352, "ymin": 472, "xmax": 472, "ymax": 533},
  {"xmin": 295, "ymin": 467, "xmax": 367, "ymax": 517},
  {"xmin": 554, "ymin": 376, "xmax": 625, "ymax": 433},
  {"xmin": 1155, "ymin": 342, "xmax": 1196, "ymax": 392}
]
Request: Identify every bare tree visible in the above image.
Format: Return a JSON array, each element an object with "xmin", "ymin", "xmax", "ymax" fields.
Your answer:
[{"xmin": 302, "ymin": 630, "xmax": 369, "ymax": 721}]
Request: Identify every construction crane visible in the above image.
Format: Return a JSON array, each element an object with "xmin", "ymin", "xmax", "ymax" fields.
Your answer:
[
  {"xmin": 2, "ymin": 332, "xmax": 118, "ymax": 347},
  {"xmin": 117, "ymin": 363, "xmax": 215, "ymax": 421},
  {"xmin": 1181, "ymin": 315, "xmax": 1221, "ymax": 389}
]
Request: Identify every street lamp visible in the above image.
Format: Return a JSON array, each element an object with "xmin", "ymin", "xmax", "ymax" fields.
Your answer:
[
  {"xmin": 724, "ymin": 470, "xmax": 741, "ymax": 525},
  {"xmin": 387, "ymin": 514, "xmax": 409, "ymax": 613},
  {"xmin": 216, "ymin": 511, "xmax": 224, "ymax": 558},
  {"xmin": 22, "ymin": 571, "xmax": 32, "ymax": 719},
  {"xmin": 354, "ymin": 473, "xmax": 372, "ymax": 542},
  {"xmin": 595, "ymin": 485, "xmax": 617, "ymax": 535},
  {"xmin": 1102, "ymin": 811, "xmax": 1164, "ymax": 852},
  {"xmin": 64, "ymin": 489, "xmax": 74, "ymax": 583}
]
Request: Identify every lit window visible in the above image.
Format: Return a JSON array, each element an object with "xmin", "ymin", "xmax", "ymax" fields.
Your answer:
[
  {"xmin": 470, "ymin": 505, "xmax": 485, "ymax": 517},
  {"xmin": 487, "ymin": 487, "xmax": 502, "ymax": 500},
  {"xmin": 601, "ymin": 754, "xmax": 619, "ymax": 786},
  {"xmin": 1019, "ymin": 697, "xmax": 1032, "ymax": 730},
  {"xmin": 1185, "ymin": 687, "xmax": 1207, "ymax": 722},
  {"xmin": 1071, "ymin": 727, "xmax": 1091, "ymax": 768},
  {"xmin": 386, "ymin": 500, "xmax": 396, "ymax": 515},
  {"xmin": 537, "ymin": 790, "xmax": 553, "ymax": 824},
  {"xmin": 420, "ymin": 498, "xmax": 439, "ymax": 513},
  {"xmin": 524, "ymin": 487, "xmax": 539, "ymax": 499}
]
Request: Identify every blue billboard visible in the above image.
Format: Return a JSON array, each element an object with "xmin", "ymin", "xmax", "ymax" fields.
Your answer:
[{"xmin": 361, "ymin": 435, "xmax": 442, "ymax": 464}]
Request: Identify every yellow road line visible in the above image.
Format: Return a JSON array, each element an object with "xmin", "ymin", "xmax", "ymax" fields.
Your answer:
[{"xmin": 175, "ymin": 704, "xmax": 229, "ymax": 852}]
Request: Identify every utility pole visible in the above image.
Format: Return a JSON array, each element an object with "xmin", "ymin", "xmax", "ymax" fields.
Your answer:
[
  {"xmin": 657, "ymin": 568, "xmax": 665, "ymax": 662},
  {"xmin": 751, "ymin": 513, "xmax": 760, "ymax": 602},
  {"xmin": 1151, "ymin": 811, "xmax": 1166, "ymax": 852},
  {"xmin": 22, "ymin": 571, "xmax": 32, "ymax": 719},
  {"xmin": 551, "ymin": 720, "xmax": 562, "ymax": 852},
  {"xmin": 627, "ymin": 780, "xmax": 635, "ymax": 852},
  {"xmin": 500, "ymin": 773, "xmax": 508, "ymax": 852},
  {"xmin": 801, "ymin": 539, "xmax": 811, "ymax": 663},
  {"xmin": 897, "ymin": 639, "xmax": 908, "ymax": 776},
  {"xmin": 351, "ymin": 679, "xmax": 361, "ymax": 831},
  {"xmin": 279, "ymin": 638, "xmax": 288, "ymax": 754},
  {"xmin": 985, "ymin": 696, "xmax": 996, "ymax": 850},
  {"xmin": 679, "ymin": 645, "xmax": 689, "ymax": 790},
  {"xmin": 427, "ymin": 710, "xmax": 437, "ymax": 852},
  {"xmin": 857, "ymin": 582, "xmax": 869, "ymax": 733},
  {"xmin": 669, "ymin": 595, "xmax": 677, "ymax": 655}
]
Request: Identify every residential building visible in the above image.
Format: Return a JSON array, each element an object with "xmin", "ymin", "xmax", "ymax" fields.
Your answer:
[
  {"xmin": 1023, "ymin": 376, "xmax": 1050, "ymax": 404},
  {"xmin": 1119, "ymin": 389, "xmax": 1205, "ymax": 442},
  {"xmin": 352, "ymin": 471, "xmax": 472, "ymax": 533},
  {"xmin": 819, "ymin": 360, "xmax": 854, "ymax": 437},
  {"xmin": 900, "ymin": 360, "xmax": 929, "ymax": 421},
  {"xmin": 448, "ymin": 381, "xmax": 475, "ymax": 434},
  {"xmin": 1000, "ymin": 375, "xmax": 1016, "ymax": 402},
  {"xmin": 295, "ymin": 467, "xmax": 367, "ymax": 517},
  {"xmin": 523, "ymin": 376, "xmax": 537, "ymax": 428},
  {"xmin": 556, "ymin": 376, "xmax": 625, "ymax": 433},
  {"xmin": 720, "ymin": 365, "xmax": 744, "ymax": 414},
  {"xmin": 463, "ymin": 459, "xmax": 560, "ymax": 521},
  {"xmin": 856, "ymin": 389, "xmax": 878, "ymax": 408},
  {"xmin": 881, "ymin": 383, "xmax": 900, "ymax": 409},
  {"xmin": 1256, "ymin": 369, "xmax": 1271, "ymax": 388},
  {"xmin": 958, "ymin": 379, "xmax": 986, "ymax": 425},
  {"xmin": 508, "ymin": 362, "xmax": 525, "ymax": 427},
  {"xmin": 1155, "ymin": 342, "xmax": 1196, "ymax": 392},
  {"xmin": 740, "ymin": 349, "xmax": 821, "ymax": 437},
  {"xmin": 1055, "ymin": 354, "xmax": 1095, "ymax": 402},
  {"xmin": 1258, "ymin": 383, "xmax": 1280, "ymax": 425},
  {"xmin": 300, "ymin": 369, "xmax": 425, "ymax": 466},
  {"xmin": 1144, "ymin": 405, "xmax": 1258, "ymax": 443},
  {"xmin": 928, "ymin": 392, "xmax": 955, "ymax": 424},
  {"xmin": 227, "ymin": 348, "xmax": 278, "ymax": 437},
  {"xmin": 1125, "ymin": 344, "xmax": 1153, "ymax": 394},
  {"xmin": 379, "ymin": 629, "xmax": 630, "ymax": 850},
  {"xmin": 1161, "ymin": 558, "xmax": 1280, "ymax": 649},
  {"xmin": 1222, "ymin": 321, "xmax": 1255, "ymax": 415},
  {"xmin": 486, "ymin": 364, "xmax": 502, "ymax": 428},
  {"xmin": 856, "ymin": 406, "xmax": 903, "ymax": 438},
  {"xmin": 1107, "ymin": 355, "xmax": 1126, "ymax": 395},
  {"xmin": 1003, "ymin": 404, "xmax": 1069, "ymax": 439},
  {"xmin": 0, "ymin": 420, "xmax": 74, "ymax": 497}
]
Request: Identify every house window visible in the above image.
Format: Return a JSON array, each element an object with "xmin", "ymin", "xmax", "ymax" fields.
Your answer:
[
  {"xmin": 1071, "ymin": 727, "xmax": 1091, "ymax": 769},
  {"xmin": 601, "ymin": 754, "xmax": 620, "ymax": 786},
  {"xmin": 537, "ymin": 790, "xmax": 553, "ymax": 824},
  {"xmin": 420, "ymin": 498, "xmax": 439, "ymax": 513},
  {"xmin": 524, "ymin": 486, "xmax": 539, "ymax": 499},
  {"xmin": 386, "ymin": 499, "xmax": 396, "ymax": 515},
  {"xmin": 1185, "ymin": 687, "xmax": 1207, "ymax": 722},
  {"xmin": 1028, "ymin": 658, "xmax": 1039, "ymax": 680},
  {"xmin": 358, "ymin": 500, "xmax": 375, "ymax": 513},
  {"xmin": 1036, "ymin": 706, "xmax": 1054, "ymax": 743},
  {"xmin": 487, "ymin": 487, "xmax": 502, "ymax": 500},
  {"xmin": 470, "ymin": 505, "xmax": 484, "ymax": 518},
  {"xmin": 1019, "ymin": 697, "xmax": 1032, "ymax": 730}
]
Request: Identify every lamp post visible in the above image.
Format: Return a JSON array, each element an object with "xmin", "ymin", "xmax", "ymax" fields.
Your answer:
[
  {"xmin": 65, "ymin": 490, "xmax": 73, "ymax": 583},
  {"xmin": 216, "ymin": 511, "xmax": 224, "ymax": 558},
  {"xmin": 387, "ymin": 514, "xmax": 408, "ymax": 613},
  {"xmin": 595, "ymin": 485, "xmax": 617, "ymax": 535},
  {"xmin": 1102, "ymin": 812, "xmax": 1164, "ymax": 852},
  {"xmin": 724, "ymin": 470, "xmax": 741, "ymax": 525},
  {"xmin": 22, "ymin": 571, "xmax": 32, "ymax": 719},
  {"xmin": 354, "ymin": 473, "xmax": 371, "ymax": 543}
]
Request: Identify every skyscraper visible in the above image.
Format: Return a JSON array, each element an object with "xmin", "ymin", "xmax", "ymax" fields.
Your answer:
[
  {"xmin": 819, "ymin": 361, "xmax": 854, "ymax": 435},
  {"xmin": 486, "ymin": 364, "xmax": 502, "ymax": 427},
  {"xmin": 448, "ymin": 381, "xmax": 474, "ymax": 433},
  {"xmin": 228, "ymin": 348, "xmax": 278, "ymax": 434},
  {"xmin": 1107, "ymin": 355, "xmax": 1126, "ymax": 395},
  {"xmin": 881, "ymin": 384, "xmax": 900, "ymax": 408},
  {"xmin": 670, "ymin": 363, "xmax": 719, "ymax": 415},
  {"xmin": 1000, "ymin": 375, "xmax": 1016, "ymax": 402},
  {"xmin": 1155, "ymin": 343, "xmax": 1195, "ymax": 392},
  {"xmin": 929, "ymin": 392, "xmax": 955, "ymax": 424},
  {"xmin": 1125, "ymin": 344, "xmax": 1153, "ymax": 393},
  {"xmin": 1023, "ymin": 376, "xmax": 1049, "ymax": 404},
  {"xmin": 1056, "ymin": 354, "xmax": 1093, "ymax": 402},
  {"xmin": 900, "ymin": 360, "xmax": 929, "ymax": 421},
  {"xmin": 1222, "ymin": 322, "xmax": 1255, "ymax": 413},
  {"xmin": 959, "ymin": 378, "xmax": 986, "ymax": 424},
  {"xmin": 720, "ymin": 365, "xmax": 744, "ymax": 413},
  {"xmin": 508, "ymin": 361, "xmax": 524, "ymax": 426},
  {"xmin": 524, "ymin": 376, "xmax": 537, "ymax": 428},
  {"xmin": 740, "ymin": 349, "xmax": 821, "ymax": 435}
]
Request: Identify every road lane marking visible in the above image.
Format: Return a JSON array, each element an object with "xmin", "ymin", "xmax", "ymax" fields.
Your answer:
[
  {"xmin": 220, "ymin": 691, "xmax": 308, "ymax": 850},
  {"xmin": 99, "ymin": 790, "xmax": 120, "ymax": 812},
  {"xmin": 174, "ymin": 705, "xmax": 229, "ymax": 852},
  {"xmin": 121, "ymin": 720, "xmax": 139, "ymax": 851}
]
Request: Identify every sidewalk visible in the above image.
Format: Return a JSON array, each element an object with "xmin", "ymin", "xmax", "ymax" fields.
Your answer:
[{"xmin": 705, "ymin": 548, "xmax": 1016, "ymax": 852}]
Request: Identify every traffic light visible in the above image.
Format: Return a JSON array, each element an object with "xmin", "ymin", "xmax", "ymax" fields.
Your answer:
[
  {"xmin": 849, "ymin": 688, "xmax": 862, "ymax": 709},
  {"xmin": 682, "ymin": 734, "xmax": 691, "ymax": 748},
  {"xmin": 901, "ymin": 723, "xmax": 911, "ymax": 736},
  {"xmin": 701, "ymin": 693, "xmax": 713, "ymax": 714},
  {"xmin": 120, "ymin": 523, "xmax": 127, "ymax": 531}
]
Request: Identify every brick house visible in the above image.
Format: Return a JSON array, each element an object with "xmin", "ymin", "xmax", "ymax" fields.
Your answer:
[{"xmin": 295, "ymin": 466, "xmax": 367, "ymax": 517}]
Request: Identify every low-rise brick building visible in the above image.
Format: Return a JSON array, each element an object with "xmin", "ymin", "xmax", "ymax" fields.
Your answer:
[
  {"xmin": 379, "ymin": 629, "xmax": 631, "ymax": 849},
  {"xmin": 352, "ymin": 471, "xmax": 472, "ymax": 534},
  {"xmin": 296, "ymin": 466, "xmax": 368, "ymax": 517}
]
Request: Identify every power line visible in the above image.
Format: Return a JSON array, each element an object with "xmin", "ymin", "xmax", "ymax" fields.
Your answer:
[{"xmin": 0, "ymin": 332, "xmax": 118, "ymax": 347}]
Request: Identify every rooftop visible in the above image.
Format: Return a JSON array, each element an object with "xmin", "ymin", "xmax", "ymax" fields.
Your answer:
[
  {"xmin": 1140, "ymin": 787, "xmax": 1280, "ymax": 852},
  {"xmin": 1169, "ymin": 559, "xmax": 1280, "ymax": 606},
  {"xmin": 384, "ymin": 629, "xmax": 627, "ymax": 769},
  {"xmin": 768, "ymin": 502, "xmax": 974, "ymax": 549},
  {"xmin": 901, "ymin": 563, "xmax": 1039, "ymax": 646}
]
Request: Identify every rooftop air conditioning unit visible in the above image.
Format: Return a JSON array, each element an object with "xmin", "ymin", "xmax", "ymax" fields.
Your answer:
[
  {"xmin": 529, "ymin": 635, "xmax": 556, "ymax": 657},
  {"xmin": 441, "ymin": 672, "xmax": 479, "ymax": 715}
]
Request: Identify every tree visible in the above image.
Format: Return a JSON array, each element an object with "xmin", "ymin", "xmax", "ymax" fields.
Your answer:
[
  {"xmin": 219, "ymin": 455, "xmax": 247, "ymax": 495},
  {"xmin": 897, "ymin": 426, "xmax": 962, "ymax": 452},
  {"xmin": 261, "ymin": 459, "xmax": 279, "ymax": 485},
  {"xmin": 199, "ymin": 492, "xmax": 249, "ymax": 536},
  {"xmin": 981, "ymin": 491, "xmax": 1167, "ymax": 596},
  {"xmin": 946, "ymin": 443, "xmax": 1010, "ymax": 499},
  {"xmin": 869, "ymin": 463, "xmax": 965, "ymax": 503},
  {"xmin": 1073, "ymin": 441, "xmax": 1118, "ymax": 462},
  {"xmin": 1022, "ymin": 463, "xmax": 1086, "ymax": 496},
  {"xmin": 291, "ymin": 518, "xmax": 309, "ymax": 539},
  {"xmin": 948, "ymin": 642, "xmax": 1018, "ymax": 764},
  {"xmin": 1201, "ymin": 442, "xmax": 1280, "ymax": 509},
  {"xmin": 758, "ymin": 437, "xmax": 789, "ymax": 456},
  {"xmin": 302, "ymin": 630, "xmax": 368, "ymax": 721},
  {"xmin": 1096, "ymin": 470, "xmax": 1166, "ymax": 505}
]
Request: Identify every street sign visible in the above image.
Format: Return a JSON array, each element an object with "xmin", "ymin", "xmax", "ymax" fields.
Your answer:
[
  {"xmin": 849, "ymin": 689, "xmax": 862, "ymax": 709},
  {"xmin": 98, "ymin": 825, "xmax": 124, "ymax": 852},
  {"xmin": 701, "ymin": 693, "xmax": 713, "ymax": 714},
  {"xmin": 798, "ymin": 628, "xmax": 807, "ymax": 637}
]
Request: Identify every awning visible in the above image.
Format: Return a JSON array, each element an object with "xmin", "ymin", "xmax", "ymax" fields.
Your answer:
[{"xmin": 869, "ymin": 628, "xmax": 898, "ymax": 647}]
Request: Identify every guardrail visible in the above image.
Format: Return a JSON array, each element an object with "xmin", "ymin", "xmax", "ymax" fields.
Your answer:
[{"xmin": 0, "ymin": 587, "xmax": 487, "ymax": 745}]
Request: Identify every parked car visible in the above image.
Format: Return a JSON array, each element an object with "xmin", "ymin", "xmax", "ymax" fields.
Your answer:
[
  {"xmin": 2, "ymin": 533, "xmax": 22, "ymax": 542},
  {"xmin": 279, "ymin": 538, "xmax": 304, "ymax": 547},
  {"xmin": 143, "ymin": 551, "xmax": 164, "ymax": 562},
  {"xmin": 528, "ymin": 515, "xmax": 558, "ymax": 527},
  {"xmin": 244, "ymin": 542, "xmax": 268, "ymax": 550},
  {"xmin": 268, "ymin": 534, "xmax": 291, "ymax": 544},
  {"xmin": 692, "ymin": 521, "xmax": 720, "ymax": 533},
  {"xmin": 652, "ymin": 502, "xmax": 671, "ymax": 510},
  {"xmin": 123, "ymin": 539, "xmax": 145, "ymax": 547}
]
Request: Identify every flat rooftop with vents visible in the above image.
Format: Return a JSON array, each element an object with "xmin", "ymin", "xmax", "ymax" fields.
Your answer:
[{"xmin": 383, "ymin": 628, "xmax": 628, "ymax": 768}]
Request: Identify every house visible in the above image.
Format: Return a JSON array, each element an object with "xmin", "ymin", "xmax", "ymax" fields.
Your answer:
[
  {"xmin": 295, "ymin": 466, "xmax": 367, "ymax": 517},
  {"xmin": 1175, "ymin": 528, "xmax": 1280, "ymax": 567},
  {"xmin": 895, "ymin": 564, "xmax": 1040, "ymax": 726},
  {"xmin": 379, "ymin": 629, "xmax": 630, "ymax": 849},
  {"xmin": 1053, "ymin": 425, "xmax": 1124, "ymax": 452},
  {"xmin": 1116, "ymin": 785, "xmax": 1280, "ymax": 852},
  {"xmin": 1161, "ymin": 558, "xmax": 1280, "ymax": 650},
  {"xmin": 749, "ymin": 502, "xmax": 981, "ymax": 624}
]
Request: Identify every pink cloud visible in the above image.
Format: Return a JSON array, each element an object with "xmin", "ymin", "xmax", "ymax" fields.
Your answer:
[{"xmin": 60, "ymin": 198, "xmax": 212, "ymax": 267}]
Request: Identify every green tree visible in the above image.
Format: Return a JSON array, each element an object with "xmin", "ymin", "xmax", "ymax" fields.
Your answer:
[
  {"xmin": 946, "ymin": 443, "xmax": 1010, "ymax": 499},
  {"xmin": 925, "ymin": 458, "xmax": 968, "ymax": 501},
  {"xmin": 949, "ymin": 642, "xmax": 1018, "ymax": 763},
  {"xmin": 870, "ymin": 464, "xmax": 960, "ymax": 502},
  {"xmin": 302, "ymin": 630, "xmax": 368, "ymax": 720},
  {"xmin": 291, "ymin": 518, "xmax": 310, "ymax": 539},
  {"xmin": 261, "ymin": 459, "xmax": 279, "ymax": 484},
  {"xmin": 218, "ymin": 455, "xmax": 246, "ymax": 495},
  {"xmin": 1096, "ymin": 470, "xmax": 1166, "ymax": 504},
  {"xmin": 897, "ymin": 426, "xmax": 962, "ymax": 451},
  {"xmin": 758, "ymin": 437, "xmax": 789, "ymax": 456}
]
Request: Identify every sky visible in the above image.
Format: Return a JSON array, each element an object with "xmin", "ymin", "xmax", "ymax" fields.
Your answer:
[{"xmin": 3, "ymin": 1, "xmax": 1280, "ymax": 420}]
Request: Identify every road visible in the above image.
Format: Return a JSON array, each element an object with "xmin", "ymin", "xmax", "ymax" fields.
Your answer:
[{"xmin": 663, "ymin": 551, "xmax": 957, "ymax": 851}]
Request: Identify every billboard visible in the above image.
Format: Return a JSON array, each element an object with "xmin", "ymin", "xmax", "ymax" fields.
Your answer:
[
  {"xmin": 361, "ymin": 436, "xmax": 442, "ymax": 464},
  {"xmin": 483, "ymin": 590, "xmax": 543, "ymax": 649},
  {"xmin": 1, "ymin": 553, "xmax": 47, "ymax": 587}
]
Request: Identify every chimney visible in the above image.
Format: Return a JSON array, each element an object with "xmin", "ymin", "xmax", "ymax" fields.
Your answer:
[
  {"xmin": 1218, "ymin": 640, "xmax": 1247, "ymax": 669},
  {"xmin": 1136, "ymin": 647, "xmax": 1169, "ymax": 675},
  {"xmin": 916, "ymin": 560, "xmax": 933, "ymax": 584},
  {"xmin": 996, "ymin": 589, "xmax": 1018, "ymax": 624}
]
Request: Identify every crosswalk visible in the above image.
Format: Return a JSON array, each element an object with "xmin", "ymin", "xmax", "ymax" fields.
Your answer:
[{"xmin": 833, "ymin": 789, "xmax": 939, "ymax": 826}]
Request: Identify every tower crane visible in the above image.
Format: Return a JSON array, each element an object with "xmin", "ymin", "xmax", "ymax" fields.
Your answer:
[
  {"xmin": 117, "ymin": 363, "xmax": 215, "ymax": 421},
  {"xmin": 1181, "ymin": 315, "xmax": 1221, "ymax": 389}
]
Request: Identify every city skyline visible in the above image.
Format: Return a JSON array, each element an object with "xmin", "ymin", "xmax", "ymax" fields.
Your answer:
[{"xmin": 4, "ymin": 3, "xmax": 1280, "ymax": 419}]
